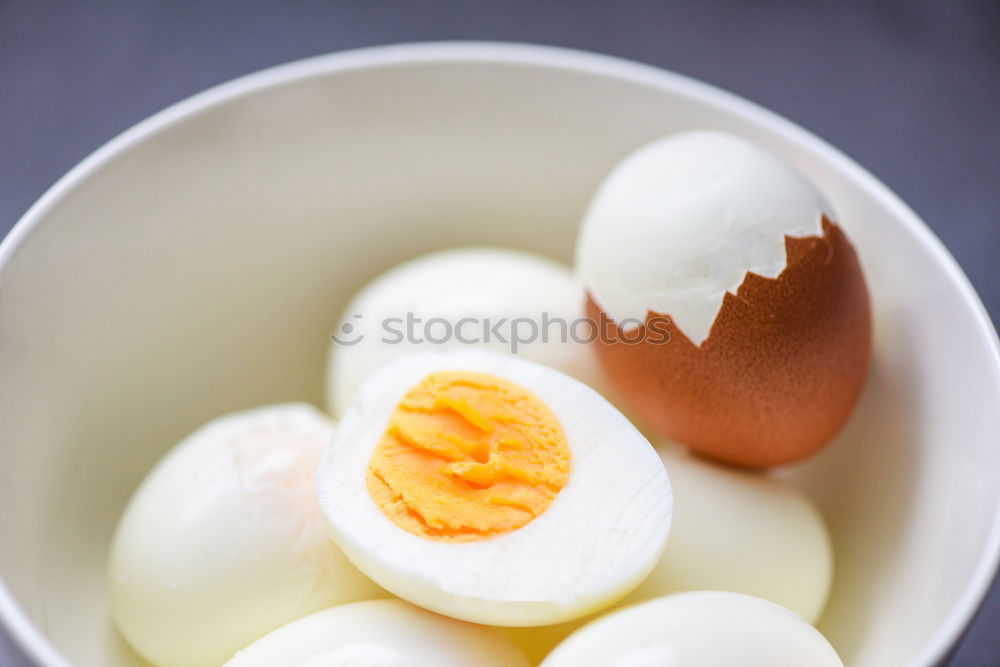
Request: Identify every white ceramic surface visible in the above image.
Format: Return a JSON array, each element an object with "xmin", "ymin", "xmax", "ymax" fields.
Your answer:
[{"xmin": 0, "ymin": 43, "xmax": 997, "ymax": 667}]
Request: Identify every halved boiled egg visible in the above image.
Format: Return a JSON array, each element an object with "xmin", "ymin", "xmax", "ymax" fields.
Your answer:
[
  {"xmin": 109, "ymin": 404, "xmax": 382, "ymax": 667},
  {"xmin": 577, "ymin": 130, "xmax": 871, "ymax": 468},
  {"xmin": 314, "ymin": 350, "xmax": 672, "ymax": 626},
  {"xmin": 226, "ymin": 599, "xmax": 529, "ymax": 667},
  {"xmin": 540, "ymin": 591, "xmax": 843, "ymax": 667}
]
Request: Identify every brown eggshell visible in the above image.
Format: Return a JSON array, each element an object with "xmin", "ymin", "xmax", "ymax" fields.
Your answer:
[{"xmin": 586, "ymin": 218, "xmax": 871, "ymax": 468}]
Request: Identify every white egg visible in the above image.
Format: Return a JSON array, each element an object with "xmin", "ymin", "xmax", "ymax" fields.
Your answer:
[
  {"xmin": 109, "ymin": 404, "xmax": 382, "ymax": 667},
  {"xmin": 225, "ymin": 599, "xmax": 529, "ymax": 667},
  {"xmin": 315, "ymin": 350, "xmax": 672, "ymax": 626},
  {"xmin": 326, "ymin": 247, "xmax": 603, "ymax": 417},
  {"xmin": 626, "ymin": 446, "xmax": 833, "ymax": 621},
  {"xmin": 540, "ymin": 591, "xmax": 844, "ymax": 667}
]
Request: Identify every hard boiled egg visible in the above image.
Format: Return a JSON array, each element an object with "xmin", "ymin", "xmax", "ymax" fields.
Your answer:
[
  {"xmin": 109, "ymin": 404, "xmax": 382, "ymax": 667},
  {"xmin": 315, "ymin": 350, "xmax": 672, "ymax": 626},
  {"xmin": 577, "ymin": 131, "xmax": 871, "ymax": 467},
  {"xmin": 626, "ymin": 446, "xmax": 832, "ymax": 621},
  {"xmin": 498, "ymin": 446, "xmax": 833, "ymax": 662},
  {"xmin": 225, "ymin": 599, "xmax": 529, "ymax": 667},
  {"xmin": 326, "ymin": 247, "xmax": 603, "ymax": 417},
  {"xmin": 540, "ymin": 591, "xmax": 843, "ymax": 667}
]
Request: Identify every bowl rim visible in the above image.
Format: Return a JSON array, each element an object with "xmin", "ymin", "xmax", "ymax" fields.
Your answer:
[{"xmin": 1, "ymin": 41, "xmax": 998, "ymax": 667}]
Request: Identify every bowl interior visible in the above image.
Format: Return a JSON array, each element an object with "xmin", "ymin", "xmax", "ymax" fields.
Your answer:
[{"xmin": 1, "ymin": 45, "xmax": 998, "ymax": 667}]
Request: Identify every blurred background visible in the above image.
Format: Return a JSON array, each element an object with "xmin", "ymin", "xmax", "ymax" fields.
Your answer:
[{"xmin": 1, "ymin": 1, "xmax": 998, "ymax": 665}]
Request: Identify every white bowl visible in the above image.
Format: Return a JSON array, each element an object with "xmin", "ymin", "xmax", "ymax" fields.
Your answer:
[{"xmin": 0, "ymin": 43, "xmax": 998, "ymax": 667}]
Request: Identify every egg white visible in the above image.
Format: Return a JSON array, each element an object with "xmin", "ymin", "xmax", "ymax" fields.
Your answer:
[
  {"xmin": 576, "ymin": 130, "xmax": 830, "ymax": 344},
  {"xmin": 109, "ymin": 404, "xmax": 382, "ymax": 667},
  {"xmin": 225, "ymin": 599, "xmax": 529, "ymax": 667},
  {"xmin": 540, "ymin": 591, "xmax": 843, "ymax": 667},
  {"xmin": 326, "ymin": 247, "xmax": 605, "ymax": 417},
  {"xmin": 496, "ymin": 447, "xmax": 833, "ymax": 661},
  {"xmin": 628, "ymin": 446, "xmax": 832, "ymax": 621},
  {"xmin": 314, "ymin": 350, "xmax": 672, "ymax": 626}
]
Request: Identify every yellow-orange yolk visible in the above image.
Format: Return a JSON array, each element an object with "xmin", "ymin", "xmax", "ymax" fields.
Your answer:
[{"xmin": 366, "ymin": 371, "xmax": 571, "ymax": 542}]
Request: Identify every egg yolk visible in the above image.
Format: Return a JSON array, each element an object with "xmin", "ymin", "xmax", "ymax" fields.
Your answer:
[{"xmin": 366, "ymin": 371, "xmax": 570, "ymax": 542}]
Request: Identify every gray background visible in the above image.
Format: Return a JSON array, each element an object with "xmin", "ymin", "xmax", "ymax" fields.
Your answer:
[{"xmin": 1, "ymin": 1, "xmax": 997, "ymax": 665}]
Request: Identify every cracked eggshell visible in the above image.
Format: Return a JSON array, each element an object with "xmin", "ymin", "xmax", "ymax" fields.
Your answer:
[
  {"xmin": 314, "ymin": 350, "xmax": 672, "ymax": 626},
  {"xmin": 109, "ymin": 404, "xmax": 382, "ymax": 667},
  {"xmin": 577, "ymin": 131, "xmax": 871, "ymax": 468}
]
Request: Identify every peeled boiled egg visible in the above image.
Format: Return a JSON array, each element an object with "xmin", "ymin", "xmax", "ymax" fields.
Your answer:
[
  {"xmin": 577, "ymin": 130, "xmax": 871, "ymax": 467},
  {"xmin": 326, "ymin": 247, "xmax": 603, "ymax": 417},
  {"xmin": 314, "ymin": 350, "xmax": 672, "ymax": 626},
  {"xmin": 109, "ymin": 404, "xmax": 382, "ymax": 667},
  {"xmin": 625, "ymin": 446, "xmax": 832, "ymax": 621},
  {"xmin": 540, "ymin": 591, "xmax": 843, "ymax": 667},
  {"xmin": 499, "ymin": 446, "xmax": 833, "ymax": 662},
  {"xmin": 225, "ymin": 599, "xmax": 529, "ymax": 667}
]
